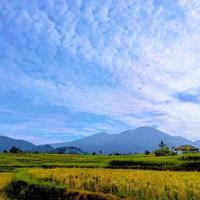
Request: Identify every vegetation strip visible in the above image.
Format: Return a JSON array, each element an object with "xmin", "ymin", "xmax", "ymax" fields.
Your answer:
[{"xmin": 2, "ymin": 153, "xmax": 200, "ymax": 171}]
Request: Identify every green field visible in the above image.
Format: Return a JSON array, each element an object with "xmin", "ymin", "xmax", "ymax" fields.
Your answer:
[{"xmin": 1, "ymin": 153, "xmax": 200, "ymax": 172}]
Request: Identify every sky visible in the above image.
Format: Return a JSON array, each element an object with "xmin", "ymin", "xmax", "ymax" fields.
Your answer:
[{"xmin": 0, "ymin": 0, "xmax": 200, "ymax": 144}]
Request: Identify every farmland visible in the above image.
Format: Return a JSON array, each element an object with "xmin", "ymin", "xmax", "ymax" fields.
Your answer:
[
  {"xmin": 1, "ymin": 153, "xmax": 200, "ymax": 171},
  {"xmin": 28, "ymin": 168, "xmax": 200, "ymax": 200},
  {"xmin": 3, "ymin": 167, "xmax": 200, "ymax": 200},
  {"xmin": 2, "ymin": 153, "xmax": 200, "ymax": 199},
  {"xmin": 0, "ymin": 173, "xmax": 12, "ymax": 200}
]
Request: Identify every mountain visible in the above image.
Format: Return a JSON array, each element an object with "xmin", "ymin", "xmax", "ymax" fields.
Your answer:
[
  {"xmin": 0, "ymin": 135, "xmax": 54, "ymax": 153},
  {"xmin": 194, "ymin": 140, "xmax": 200, "ymax": 147},
  {"xmin": 51, "ymin": 132, "xmax": 115, "ymax": 151},
  {"xmin": 55, "ymin": 146, "xmax": 84, "ymax": 154},
  {"xmin": 31, "ymin": 144, "xmax": 54, "ymax": 153},
  {"xmin": 1, "ymin": 127, "xmax": 199, "ymax": 154},
  {"xmin": 0, "ymin": 135, "xmax": 36, "ymax": 152},
  {"xmin": 51, "ymin": 127, "xmax": 196, "ymax": 153}
]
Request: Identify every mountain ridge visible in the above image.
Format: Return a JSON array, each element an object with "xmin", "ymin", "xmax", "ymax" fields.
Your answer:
[
  {"xmin": 0, "ymin": 135, "xmax": 53, "ymax": 152},
  {"xmin": 51, "ymin": 127, "xmax": 197, "ymax": 153},
  {"xmin": 0, "ymin": 127, "xmax": 199, "ymax": 153}
]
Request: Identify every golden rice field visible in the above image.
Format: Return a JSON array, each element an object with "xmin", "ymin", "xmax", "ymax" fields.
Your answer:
[
  {"xmin": 0, "ymin": 173, "xmax": 12, "ymax": 200},
  {"xmin": 28, "ymin": 168, "xmax": 200, "ymax": 200}
]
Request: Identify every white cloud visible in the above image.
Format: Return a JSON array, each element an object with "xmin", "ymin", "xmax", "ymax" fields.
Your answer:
[{"xmin": 1, "ymin": 0, "xmax": 200, "ymax": 141}]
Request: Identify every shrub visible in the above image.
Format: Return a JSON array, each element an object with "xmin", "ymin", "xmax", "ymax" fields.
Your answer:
[
  {"xmin": 9, "ymin": 146, "xmax": 22, "ymax": 153},
  {"xmin": 144, "ymin": 150, "xmax": 151, "ymax": 155},
  {"xmin": 5, "ymin": 180, "xmax": 66, "ymax": 200},
  {"xmin": 109, "ymin": 160, "xmax": 164, "ymax": 169},
  {"xmin": 5, "ymin": 180, "xmax": 120, "ymax": 200},
  {"xmin": 154, "ymin": 141, "xmax": 175, "ymax": 157},
  {"xmin": 181, "ymin": 154, "xmax": 200, "ymax": 161}
]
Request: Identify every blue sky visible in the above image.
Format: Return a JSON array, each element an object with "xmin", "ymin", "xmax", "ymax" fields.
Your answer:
[{"xmin": 0, "ymin": 0, "xmax": 200, "ymax": 144}]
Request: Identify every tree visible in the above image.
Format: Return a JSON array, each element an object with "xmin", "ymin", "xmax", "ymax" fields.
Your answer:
[
  {"xmin": 154, "ymin": 141, "xmax": 173, "ymax": 157},
  {"xmin": 9, "ymin": 146, "xmax": 22, "ymax": 153},
  {"xmin": 3, "ymin": 150, "xmax": 7, "ymax": 153},
  {"xmin": 144, "ymin": 150, "xmax": 151, "ymax": 155},
  {"xmin": 159, "ymin": 141, "xmax": 166, "ymax": 149},
  {"xmin": 186, "ymin": 145, "xmax": 191, "ymax": 153},
  {"xmin": 113, "ymin": 152, "xmax": 121, "ymax": 156}
]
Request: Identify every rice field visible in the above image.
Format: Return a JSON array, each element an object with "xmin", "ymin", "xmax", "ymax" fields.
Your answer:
[
  {"xmin": 2, "ymin": 153, "xmax": 200, "ymax": 199},
  {"xmin": 28, "ymin": 168, "xmax": 200, "ymax": 200},
  {"xmin": 0, "ymin": 173, "xmax": 12, "ymax": 200},
  {"xmin": 1, "ymin": 153, "xmax": 200, "ymax": 171}
]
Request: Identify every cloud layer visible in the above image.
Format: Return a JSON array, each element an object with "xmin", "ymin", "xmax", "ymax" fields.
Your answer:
[{"xmin": 0, "ymin": 0, "xmax": 200, "ymax": 143}]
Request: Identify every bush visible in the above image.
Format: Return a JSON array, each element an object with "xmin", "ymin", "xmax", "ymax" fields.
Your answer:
[
  {"xmin": 154, "ymin": 149, "xmax": 166, "ymax": 157},
  {"xmin": 5, "ymin": 180, "xmax": 65, "ymax": 200},
  {"xmin": 144, "ymin": 150, "xmax": 151, "ymax": 155},
  {"xmin": 9, "ymin": 146, "xmax": 22, "ymax": 153},
  {"xmin": 154, "ymin": 141, "xmax": 176, "ymax": 157},
  {"xmin": 181, "ymin": 154, "xmax": 200, "ymax": 161},
  {"xmin": 109, "ymin": 160, "xmax": 163, "ymax": 169},
  {"xmin": 179, "ymin": 161, "xmax": 200, "ymax": 171}
]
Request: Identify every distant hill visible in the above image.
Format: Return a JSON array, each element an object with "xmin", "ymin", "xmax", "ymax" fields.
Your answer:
[
  {"xmin": 0, "ymin": 135, "xmax": 54, "ymax": 153},
  {"xmin": 55, "ymin": 146, "xmax": 84, "ymax": 154},
  {"xmin": 0, "ymin": 135, "xmax": 83, "ymax": 154},
  {"xmin": 51, "ymin": 127, "xmax": 196, "ymax": 153},
  {"xmin": 194, "ymin": 140, "xmax": 200, "ymax": 147},
  {"xmin": 0, "ymin": 135, "xmax": 36, "ymax": 152},
  {"xmin": 31, "ymin": 144, "xmax": 54, "ymax": 153}
]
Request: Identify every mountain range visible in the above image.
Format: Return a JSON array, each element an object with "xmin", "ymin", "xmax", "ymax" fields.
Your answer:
[
  {"xmin": 1, "ymin": 127, "xmax": 200, "ymax": 153},
  {"xmin": 51, "ymin": 127, "xmax": 200, "ymax": 153}
]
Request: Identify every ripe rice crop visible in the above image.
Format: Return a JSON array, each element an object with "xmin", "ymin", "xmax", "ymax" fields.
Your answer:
[
  {"xmin": 0, "ymin": 173, "xmax": 12, "ymax": 200},
  {"xmin": 28, "ymin": 168, "xmax": 200, "ymax": 200}
]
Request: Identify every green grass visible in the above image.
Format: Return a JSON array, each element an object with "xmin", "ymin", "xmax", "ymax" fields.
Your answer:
[{"xmin": 1, "ymin": 153, "xmax": 200, "ymax": 171}]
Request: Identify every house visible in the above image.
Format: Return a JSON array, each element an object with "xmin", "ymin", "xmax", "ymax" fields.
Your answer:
[{"xmin": 175, "ymin": 145, "xmax": 199, "ymax": 154}]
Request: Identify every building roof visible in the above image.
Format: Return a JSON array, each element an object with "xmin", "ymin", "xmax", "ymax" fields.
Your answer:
[{"xmin": 175, "ymin": 145, "xmax": 199, "ymax": 151}]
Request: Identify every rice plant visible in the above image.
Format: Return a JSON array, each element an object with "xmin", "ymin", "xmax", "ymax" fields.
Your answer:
[
  {"xmin": 0, "ymin": 173, "xmax": 12, "ymax": 200},
  {"xmin": 28, "ymin": 168, "xmax": 200, "ymax": 200}
]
